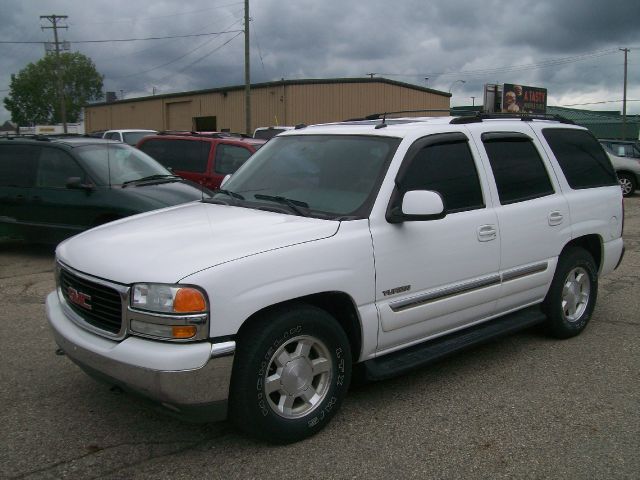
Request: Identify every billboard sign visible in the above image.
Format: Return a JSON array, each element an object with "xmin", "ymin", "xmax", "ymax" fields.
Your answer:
[{"xmin": 502, "ymin": 84, "xmax": 547, "ymax": 114}]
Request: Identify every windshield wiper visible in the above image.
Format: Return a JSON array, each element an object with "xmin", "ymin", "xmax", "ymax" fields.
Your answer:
[
  {"xmin": 202, "ymin": 188, "xmax": 245, "ymax": 205},
  {"xmin": 121, "ymin": 174, "xmax": 179, "ymax": 187},
  {"xmin": 254, "ymin": 194, "xmax": 310, "ymax": 216}
]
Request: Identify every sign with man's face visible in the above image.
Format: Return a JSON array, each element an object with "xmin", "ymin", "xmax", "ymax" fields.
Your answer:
[{"xmin": 502, "ymin": 84, "xmax": 547, "ymax": 114}]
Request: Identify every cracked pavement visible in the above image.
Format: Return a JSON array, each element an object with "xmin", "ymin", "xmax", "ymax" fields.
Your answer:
[{"xmin": 1, "ymin": 198, "xmax": 638, "ymax": 479}]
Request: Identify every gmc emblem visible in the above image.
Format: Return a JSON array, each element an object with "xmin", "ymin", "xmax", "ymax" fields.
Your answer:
[{"xmin": 67, "ymin": 287, "xmax": 92, "ymax": 310}]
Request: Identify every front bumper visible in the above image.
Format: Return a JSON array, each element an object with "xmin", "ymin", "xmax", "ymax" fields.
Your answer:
[{"xmin": 46, "ymin": 291, "xmax": 234, "ymax": 422}]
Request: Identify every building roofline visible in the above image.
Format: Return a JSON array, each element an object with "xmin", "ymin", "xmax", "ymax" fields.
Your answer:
[{"xmin": 89, "ymin": 77, "xmax": 451, "ymax": 107}]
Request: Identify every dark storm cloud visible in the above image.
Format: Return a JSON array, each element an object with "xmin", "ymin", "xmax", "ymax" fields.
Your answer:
[{"xmin": 1, "ymin": 0, "xmax": 639, "ymax": 124}]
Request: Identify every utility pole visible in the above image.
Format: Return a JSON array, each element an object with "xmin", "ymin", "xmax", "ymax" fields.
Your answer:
[
  {"xmin": 471, "ymin": 96, "xmax": 476, "ymax": 106},
  {"xmin": 40, "ymin": 15, "xmax": 68, "ymax": 133},
  {"xmin": 244, "ymin": 0, "xmax": 251, "ymax": 135},
  {"xmin": 620, "ymin": 48, "xmax": 630, "ymax": 140}
]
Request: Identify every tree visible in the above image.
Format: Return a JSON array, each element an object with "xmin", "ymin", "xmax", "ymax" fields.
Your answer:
[{"xmin": 3, "ymin": 52, "xmax": 103, "ymax": 125}]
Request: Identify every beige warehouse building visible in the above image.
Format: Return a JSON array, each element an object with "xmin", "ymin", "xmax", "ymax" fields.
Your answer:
[{"xmin": 85, "ymin": 78, "xmax": 451, "ymax": 134}]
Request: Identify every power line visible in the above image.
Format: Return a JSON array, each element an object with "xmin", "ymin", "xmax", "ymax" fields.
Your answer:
[
  {"xmin": 559, "ymin": 99, "xmax": 640, "ymax": 107},
  {"xmin": 110, "ymin": 18, "xmax": 243, "ymax": 80},
  {"xmin": 371, "ymin": 48, "xmax": 620, "ymax": 79},
  {"xmin": 0, "ymin": 30, "xmax": 243, "ymax": 45}
]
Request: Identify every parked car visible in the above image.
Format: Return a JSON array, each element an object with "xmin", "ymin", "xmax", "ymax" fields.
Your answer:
[
  {"xmin": 253, "ymin": 126, "xmax": 295, "ymax": 140},
  {"xmin": 0, "ymin": 136, "xmax": 208, "ymax": 243},
  {"xmin": 599, "ymin": 139, "xmax": 640, "ymax": 159},
  {"xmin": 47, "ymin": 114, "xmax": 624, "ymax": 443},
  {"xmin": 137, "ymin": 132, "xmax": 266, "ymax": 190},
  {"xmin": 102, "ymin": 129, "xmax": 157, "ymax": 146},
  {"xmin": 607, "ymin": 151, "xmax": 640, "ymax": 197}
]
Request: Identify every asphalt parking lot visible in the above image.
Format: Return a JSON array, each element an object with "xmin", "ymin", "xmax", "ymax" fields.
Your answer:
[{"xmin": 1, "ymin": 198, "xmax": 638, "ymax": 480}]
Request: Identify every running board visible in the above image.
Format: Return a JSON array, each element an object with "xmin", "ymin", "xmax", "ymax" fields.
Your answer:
[{"xmin": 363, "ymin": 306, "xmax": 547, "ymax": 381}]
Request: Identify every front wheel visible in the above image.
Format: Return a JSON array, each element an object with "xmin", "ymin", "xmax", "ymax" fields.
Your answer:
[
  {"xmin": 543, "ymin": 247, "xmax": 598, "ymax": 339},
  {"xmin": 229, "ymin": 304, "xmax": 352, "ymax": 443}
]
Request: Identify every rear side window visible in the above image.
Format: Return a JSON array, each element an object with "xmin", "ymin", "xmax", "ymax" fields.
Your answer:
[
  {"xmin": 482, "ymin": 134, "xmax": 554, "ymax": 205},
  {"xmin": 0, "ymin": 144, "xmax": 40, "ymax": 187},
  {"xmin": 400, "ymin": 140, "xmax": 484, "ymax": 212},
  {"xmin": 543, "ymin": 129, "xmax": 618, "ymax": 189},
  {"xmin": 139, "ymin": 139, "xmax": 209, "ymax": 173},
  {"xmin": 214, "ymin": 144, "xmax": 253, "ymax": 175},
  {"xmin": 36, "ymin": 148, "xmax": 84, "ymax": 188}
]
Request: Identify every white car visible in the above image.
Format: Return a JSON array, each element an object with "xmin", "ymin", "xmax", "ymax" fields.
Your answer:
[
  {"xmin": 47, "ymin": 114, "xmax": 624, "ymax": 443},
  {"xmin": 102, "ymin": 129, "xmax": 157, "ymax": 146},
  {"xmin": 253, "ymin": 126, "xmax": 295, "ymax": 140}
]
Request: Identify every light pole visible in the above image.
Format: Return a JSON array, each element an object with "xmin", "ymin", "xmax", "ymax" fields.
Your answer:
[
  {"xmin": 448, "ymin": 79, "xmax": 466, "ymax": 93},
  {"xmin": 470, "ymin": 96, "xmax": 476, "ymax": 106}
]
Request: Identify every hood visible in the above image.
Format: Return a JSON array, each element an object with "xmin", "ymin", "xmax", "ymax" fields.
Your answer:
[
  {"xmin": 57, "ymin": 202, "xmax": 339, "ymax": 284},
  {"xmin": 119, "ymin": 179, "xmax": 207, "ymax": 208}
]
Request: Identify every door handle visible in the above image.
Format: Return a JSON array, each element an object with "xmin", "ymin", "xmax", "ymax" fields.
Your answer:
[
  {"xmin": 548, "ymin": 211, "xmax": 563, "ymax": 226},
  {"xmin": 477, "ymin": 224, "xmax": 497, "ymax": 242}
]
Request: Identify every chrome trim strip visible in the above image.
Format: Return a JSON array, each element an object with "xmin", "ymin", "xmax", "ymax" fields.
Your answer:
[
  {"xmin": 211, "ymin": 341, "xmax": 236, "ymax": 358},
  {"xmin": 501, "ymin": 262, "xmax": 548, "ymax": 282},
  {"xmin": 389, "ymin": 274, "xmax": 501, "ymax": 312}
]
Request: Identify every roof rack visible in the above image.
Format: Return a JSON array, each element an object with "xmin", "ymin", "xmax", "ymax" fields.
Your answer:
[
  {"xmin": 342, "ymin": 109, "xmax": 452, "ymax": 129},
  {"xmin": 0, "ymin": 133, "xmax": 54, "ymax": 141},
  {"xmin": 157, "ymin": 130, "xmax": 252, "ymax": 139},
  {"xmin": 450, "ymin": 112, "xmax": 575, "ymax": 125}
]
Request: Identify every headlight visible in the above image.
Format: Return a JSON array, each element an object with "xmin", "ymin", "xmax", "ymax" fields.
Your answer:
[
  {"xmin": 131, "ymin": 284, "xmax": 207, "ymax": 313},
  {"xmin": 129, "ymin": 283, "xmax": 209, "ymax": 341}
]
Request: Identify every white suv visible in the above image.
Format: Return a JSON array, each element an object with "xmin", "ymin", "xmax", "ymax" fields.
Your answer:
[{"xmin": 46, "ymin": 114, "xmax": 624, "ymax": 443}]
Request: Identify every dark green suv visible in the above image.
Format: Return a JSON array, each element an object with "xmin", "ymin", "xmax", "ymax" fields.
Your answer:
[{"xmin": 0, "ymin": 137, "xmax": 207, "ymax": 243}]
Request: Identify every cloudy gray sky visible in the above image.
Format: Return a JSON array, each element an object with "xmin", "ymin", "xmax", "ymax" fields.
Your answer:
[{"xmin": 1, "ymin": 0, "xmax": 639, "ymax": 125}]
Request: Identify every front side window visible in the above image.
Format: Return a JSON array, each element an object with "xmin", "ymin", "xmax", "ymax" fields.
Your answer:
[
  {"xmin": 139, "ymin": 139, "xmax": 209, "ymax": 173},
  {"xmin": 398, "ymin": 139, "xmax": 484, "ymax": 213},
  {"xmin": 75, "ymin": 143, "xmax": 171, "ymax": 185},
  {"xmin": 483, "ymin": 134, "xmax": 554, "ymax": 204},
  {"xmin": 36, "ymin": 147, "xmax": 84, "ymax": 188},
  {"xmin": 0, "ymin": 145, "xmax": 40, "ymax": 187},
  {"xmin": 214, "ymin": 143, "xmax": 253, "ymax": 174},
  {"xmin": 543, "ymin": 129, "xmax": 618, "ymax": 189},
  {"xmin": 221, "ymin": 135, "xmax": 400, "ymax": 218}
]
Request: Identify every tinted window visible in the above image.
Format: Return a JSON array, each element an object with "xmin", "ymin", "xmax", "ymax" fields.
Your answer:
[
  {"xmin": 543, "ymin": 129, "xmax": 618, "ymax": 189},
  {"xmin": 483, "ymin": 135, "xmax": 554, "ymax": 204},
  {"xmin": 36, "ymin": 148, "xmax": 84, "ymax": 187},
  {"xmin": 215, "ymin": 144, "xmax": 252, "ymax": 174},
  {"xmin": 122, "ymin": 131, "xmax": 154, "ymax": 146},
  {"xmin": 139, "ymin": 139, "xmax": 209, "ymax": 173},
  {"xmin": 400, "ymin": 140, "xmax": 484, "ymax": 212},
  {"xmin": 0, "ymin": 144, "xmax": 39, "ymax": 187},
  {"xmin": 254, "ymin": 128, "xmax": 287, "ymax": 140}
]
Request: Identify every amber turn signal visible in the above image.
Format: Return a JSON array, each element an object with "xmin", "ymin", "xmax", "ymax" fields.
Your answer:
[
  {"xmin": 172, "ymin": 325, "xmax": 198, "ymax": 339},
  {"xmin": 173, "ymin": 288, "xmax": 206, "ymax": 313}
]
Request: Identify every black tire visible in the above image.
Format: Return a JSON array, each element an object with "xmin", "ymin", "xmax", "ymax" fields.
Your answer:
[
  {"xmin": 617, "ymin": 173, "xmax": 636, "ymax": 197},
  {"xmin": 229, "ymin": 304, "xmax": 352, "ymax": 443},
  {"xmin": 542, "ymin": 247, "xmax": 598, "ymax": 339}
]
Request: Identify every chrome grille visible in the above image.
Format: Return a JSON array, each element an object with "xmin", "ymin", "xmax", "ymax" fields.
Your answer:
[{"xmin": 59, "ymin": 268, "xmax": 123, "ymax": 334}]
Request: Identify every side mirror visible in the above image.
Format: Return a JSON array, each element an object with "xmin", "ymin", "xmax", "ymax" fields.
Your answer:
[
  {"xmin": 387, "ymin": 190, "xmax": 445, "ymax": 223},
  {"xmin": 221, "ymin": 174, "xmax": 232, "ymax": 187},
  {"xmin": 66, "ymin": 177, "xmax": 94, "ymax": 191}
]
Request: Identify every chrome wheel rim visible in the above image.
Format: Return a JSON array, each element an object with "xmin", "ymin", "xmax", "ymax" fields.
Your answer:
[
  {"xmin": 561, "ymin": 267, "xmax": 591, "ymax": 322},
  {"xmin": 619, "ymin": 177, "xmax": 633, "ymax": 196},
  {"xmin": 264, "ymin": 335, "xmax": 332, "ymax": 419}
]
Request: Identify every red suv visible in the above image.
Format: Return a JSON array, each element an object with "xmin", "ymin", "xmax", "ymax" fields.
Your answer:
[{"xmin": 137, "ymin": 132, "xmax": 266, "ymax": 190}]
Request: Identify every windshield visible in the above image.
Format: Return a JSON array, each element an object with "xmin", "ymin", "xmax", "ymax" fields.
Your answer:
[
  {"xmin": 75, "ymin": 143, "xmax": 172, "ymax": 186},
  {"xmin": 220, "ymin": 134, "xmax": 400, "ymax": 218}
]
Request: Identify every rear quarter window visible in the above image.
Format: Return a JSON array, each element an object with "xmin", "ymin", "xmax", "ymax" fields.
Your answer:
[
  {"xmin": 542, "ymin": 129, "xmax": 618, "ymax": 189},
  {"xmin": 0, "ymin": 144, "xmax": 40, "ymax": 187},
  {"xmin": 139, "ymin": 139, "xmax": 209, "ymax": 173}
]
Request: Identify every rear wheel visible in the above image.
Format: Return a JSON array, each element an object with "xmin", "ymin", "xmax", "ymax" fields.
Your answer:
[
  {"xmin": 618, "ymin": 173, "xmax": 636, "ymax": 197},
  {"xmin": 543, "ymin": 247, "xmax": 598, "ymax": 339},
  {"xmin": 230, "ymin": 304, "xmax": 352, "ymax": 443}
]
